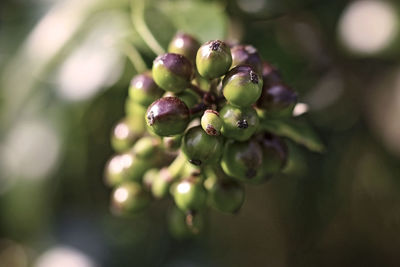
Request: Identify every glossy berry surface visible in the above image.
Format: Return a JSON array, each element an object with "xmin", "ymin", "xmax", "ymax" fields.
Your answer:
[
  {"xmin": 220, "ymin": 140, "xmax": 265, "ymax": 182},
  {"xmin": 222, "ymin": 65, "xmax": 263, "ymax": 107},
  {"xmin": 196, "ymin": 40, "xmax": 232, "ymax": 79},
  {"xmin": 219, "ymin": 104, "xmax": 259, "ymax": 141},
  {"xmin": 146, "ymin": 96, "xmax": 190, "ymax": 136},
  {"xmin": 152, "ymin": 53, "xmax": 193, "ymax": 93},
  {"xmin": 182, "ymin": 126, "xmax": 223, "ymax": 166},
  {"xmin": 207, "ymin": 178, "xmax": 245, "ymax": 213},
  {"xmin": 230, "ymin": 44, "xmax": 263, "ymax": 74},
  {"xmin": 111, "ymin": 181, "xmax": 150, "ymax": 214},
  {"xmin": 111, "ymin": 118, "xmax": 143, "ymax": 153},
  {"xmin": 201, "ymin": 109, "xmax": 222, "ymax": 136},
  {"xmin": 172, "ymin": 178, "xmax": 207, "ymax": 211},
  {"xmin": 129, "ymin": 72, "xmax": 164, "ymax": 107}
]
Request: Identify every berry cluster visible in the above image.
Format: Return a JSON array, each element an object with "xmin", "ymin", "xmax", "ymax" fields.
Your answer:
[{"xmin": 104, "ymin": 33, "xmax": 298, "ymax": 238}]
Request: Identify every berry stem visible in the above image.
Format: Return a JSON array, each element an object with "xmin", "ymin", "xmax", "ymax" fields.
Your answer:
[
  {"xmin": 189, "ymin": 83, "xmax": 206, "ymax": 97},
  {"xmin": 189, "ymin": 103, "xmax": 207, "ymax": 115}
]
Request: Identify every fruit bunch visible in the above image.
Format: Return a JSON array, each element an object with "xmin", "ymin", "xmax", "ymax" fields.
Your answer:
[{"xmin": 104, "ymin": 33, "xmax": 298, "ymax": 238}]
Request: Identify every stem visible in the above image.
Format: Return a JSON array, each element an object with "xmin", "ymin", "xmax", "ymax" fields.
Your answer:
[
  {"xmin": 131, "ymin": 0, "xmax": 165, "ymax": 55},
  {"xmin": 189, "ymin": 83, "xmax": 205, "ymax": 97},
  {"xmin": 167, "ymin": 152, "xmax": 187, "ymax": 180},
  {"xmin": 189, "ymin": 103, "xmax": 206, "ymax": 115},
  {"xmin": 119, "ymin": 41, "xmax": 147, "ymax": 73}
]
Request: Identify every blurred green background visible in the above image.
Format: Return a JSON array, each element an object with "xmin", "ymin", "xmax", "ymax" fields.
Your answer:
[{"xmin": 1, "ymin": 0, "xmax": 400, "ymax": 266}]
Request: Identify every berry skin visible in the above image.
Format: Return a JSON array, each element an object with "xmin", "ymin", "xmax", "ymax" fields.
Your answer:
[
  {"xmin": 222, "ymin": 65, "xmax": 263, "ymax": 107},
  {"xmin": 151, "ymin": 168, "xmax": 173, "ymax": 199},
  {"xmin": 207, "ymin": 178, "xmax": 245, "ymax": 213},
  {"xmin": 111, "ymin": 118, "xmax": 144, "ymax": 153},
  {"xmin": 256, "ymin": 83, "xmax": 297, "ymax": 118},
  {"xmin": 128, "ymin": 72, "xmax": 164, "ymax": 107},
  {"xmin": 162, "ymin": 135, "xmax": 182, "ymax": 151},
  {"xmin": 230, "ymin": 44, "xmax": 263, "ymax": 74},
  {"xmin": 111, "ymin": 181, "xmax": 150, "ymax": 214},
  {"xmin": 182, "ymin": 126, "xmax": 224, "ymax": 166},
  {"xmin": 132, "ymin": 136, "xmax": 161, "ymax": 160},
  {"xmin": 220, "ymin": 140, "xmax": 265, "ymax": 182},
  {"xmin": 175, "ymin": 88, "xmax": 201, "ymax": 108},
  {"xmin": 261, "ymin": 61, "xmax": 282, "ymax": 85},
  {"xmin": 201, "ymin": 109, "xmax": 222, "ymax": 136},
  {"xmin": 104, "ymin": 153, "xmax": 152, "ymax": 186},
  {"xmin": 146, "ymin": 96, "xmax": 190, "ymax": 136},
  {"xmin": 152, "ymin": 53, "xmax": 193, "ymax": 93},
  {"xmin": 168, "ymin": 32, "xmax": 201, "ymax": 63},
  {"xmin": 172, "ymin": 177, "xmax": 207, "ymax": 211},
  {"xmin": 196, "ymin": 40, "xmax": 232, "ymax": 79},
  {"xmin": 143, "ymin": 168, "xmax": 159, "ymax": 191},
  {"xmin": 167, "ymin": 207, "xmax": 204, "ymax": 238},
  {"xmin": 257, "ymin": 133, "xmax": 288, "ymax": 177},
  {"xmin": 219, "ymin": 104, "xmax": 259, "ymax": 141}
]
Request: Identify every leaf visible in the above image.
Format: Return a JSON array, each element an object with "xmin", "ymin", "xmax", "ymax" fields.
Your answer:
[
  {"xmin": 159, "ymin": 1, "xmax": 229, "ymax": 42},
  {"xmin": 260, "ymin": 118, "xmax": 325, "ymax": 153}
]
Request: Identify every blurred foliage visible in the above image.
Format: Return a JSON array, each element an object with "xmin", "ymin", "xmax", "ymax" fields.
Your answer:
[{"xmin": 1, "ymin": 0, "xmax": 400, "ymax": 266}]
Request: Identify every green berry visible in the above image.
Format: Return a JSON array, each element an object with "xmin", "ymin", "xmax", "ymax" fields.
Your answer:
[
  {"xmin": 111, "ymin": 181, "xmax": 150, "ymax": 214},
  {"xmin": 146, "ymin": 97, "xmax": 190, "ymax": 136},
  {"xmin": 163, "ymin": 135, "xmax": 182, "ymax": 151},
  {"xmin": 168, "ymin": 32, "xmax": 200, "ymax": 63},
  {"xmin": 175, "ymin": 88, "xmax": 201, "ymax": 108},
  {"xmin": 222, "ymin": 65, "xmax": 263, "ymax": 107},
  {"xmin": 104, "ymin": 153, "xmax": 152, "ymax": 186},
  {"xmin": 152, "ymin": 53, "xmax": 193, "ymax": 93},
  {"xmin": 111, "ymin": 118, "xmax": 143, "ymax": 152},
  {"xmin": 172, "ymin": 177, "xmax": 206, "ymax": 211},
  {"xmin": 143, "ymin": 168, "xmax": 159, "ymax": 190},
  {"xmin": 125, "ymin": 98, "xmax": 147, "ymax": 118},
  {"xmin": 128, "ymin": 72, "xmax": 164, "ymax": 107},
  {"xmin": 182, "ymin": 126, "xmax": 223, "ymax": 166},
  {"xmin": 219, "ymin": 104, "xmax": 259, "ymax": 141},
  {"xmin": 207, "ymin": 179, "xmax": 245, "ymax": 213},
  {"xmin": 167, "ymin": 207, "xmax": 204, "ymax": 238},
  {"xmin": 201, "ymin": 109, "xmax": 222, "ymax": 136},
  {"xmin": 196, "ymin": 40, "xmax": 232, "ymax": 79},
  {"xmin": 230, "ymin": 44, "xmax": 263, "ymax": 74},
  {"xmin": 220, "ymin": 140, "xmax": 264, "ymax": 182},
  {"xmin": 151, "ymin": 168, "xmax": 173, "ymax": 199},
  {"xmin": 132, "ymin": 136, "xmax": 161, "ymax": 160}
]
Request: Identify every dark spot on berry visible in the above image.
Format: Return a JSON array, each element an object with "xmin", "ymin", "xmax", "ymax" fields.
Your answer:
[
  {"xmin": 237, "ymin": 119, "xmax": 248, "ymax": 129},
  {"xmin": 246, "ymin": 169, "xmax": 256, "ymax": 179},
  {"xmin": 189, "ymin": 159, "xmax": 202, "ymax": 166},
  {"xmin": 147, "ymin": 111, "xmax": 155, "ymax": 125},
  {"xmin": 210, "ymin": 41, "xmax": 221, "ymax": 51},
  {"xmin": 206, "ymin": 124, "xmax": 218, "ymax": 135},
  {"xmin": 250, "ymin": 71, "xmax": 258, "ymax": 84}
]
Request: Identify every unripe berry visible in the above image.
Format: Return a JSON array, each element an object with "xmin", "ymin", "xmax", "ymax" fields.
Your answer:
[
  {"xmin": 219, "ymin": 104, "xmax": 259, "ymax": 141},
  {"xmin": 167, "ymin": 207, "xmax": 204, "ymax": 238},
  {"xmin": 104, "ymin": 153, "xmax": 152, "ymax": 186},
  {"xmin": 132, "ymin": 136, "xmax": 161, "ymax": 160},
  {"xmin": 111, "ymin": 118, "xmax": 143, "ymax": 152},
  {"xmin": 231, "ymin": 44, "xmax": 263, "ymax": 74},
  {"xmin": 146, "ymin": 97, "xmax": 190, "ymax": 136},
  {"xmin": 201, "ymin": 110, "xmax": 222, "ymax": 136},
  {"xmin": 111, "ymin": 181, "xmax": 150, "ymax": 214},
  {"xmin": 152, "ymin": 53, "xmax": 193, "ymax": 93},
  {"xmin": 182, "ymin": 126, "xmax": 223, "ymax": 166},
  {"xmin": 129, "ymin": 72, "xmax": 164, "ymax": 107},
  {"xmin": 222, "ymin": 65, "xmax": 263, "ymax": 107},
  {"xmin": 196, "ymin": 40, "xmax": 232, "ymax": 79},
  {"xmin": 168, "ymin": 32, "xmax": 201, "ymax": 63},
  {"xmin": 172, "ymin": 177, "xmax": 207, "ymax": 211},
  {"xmin": 257, "ymin": 133, "xmax": 288, "ymax": 176},
  {"xmin": 207, "ymin": 178, "xmax": 245, "ymax": 213},
  {"xmin": 151, "ymin": 168, "xmax": 173, "ymax": 199},
  {"xmin": 220, "ymin": 140, "xmax": 265, "ymax": 182}
]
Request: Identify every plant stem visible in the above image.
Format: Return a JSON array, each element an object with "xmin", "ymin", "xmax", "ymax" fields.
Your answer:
[
  {"xmin": 119, "ymin": 41, "xmax": 147, "ymax": 73},
  {"xmin": 131, "ymin": 0, "xmax": 165, "ymax": 55}
]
